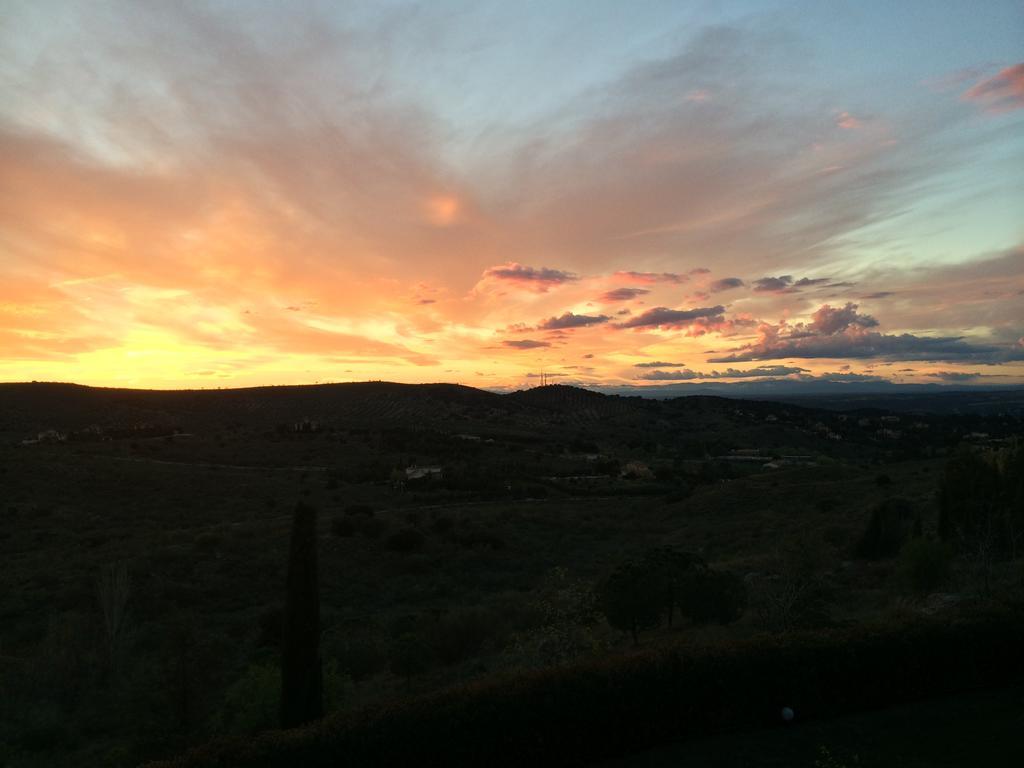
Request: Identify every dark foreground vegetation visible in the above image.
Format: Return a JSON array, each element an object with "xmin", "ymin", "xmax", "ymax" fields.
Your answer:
[
  {"xmin": 147, "ymin": 607, "xmax": 1024, "ymax": 768},
  {"xmin": 0, "ymin": 381, "xmax": 1021, "ymax": 766}
]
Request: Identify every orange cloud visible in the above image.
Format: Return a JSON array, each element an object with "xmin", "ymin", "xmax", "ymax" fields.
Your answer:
[
  {"xmin": 1, "ymin": 10, "xmax": 1022, "ymax": 390},
  {"xmin": 962, "ymin": 63, "xmax": 1024, "ymax": 113}
]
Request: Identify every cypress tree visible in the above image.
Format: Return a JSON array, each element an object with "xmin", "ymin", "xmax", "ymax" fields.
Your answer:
[{"xmin": 280, "ymin": 501, "xmax": 323, "ymax": 728}]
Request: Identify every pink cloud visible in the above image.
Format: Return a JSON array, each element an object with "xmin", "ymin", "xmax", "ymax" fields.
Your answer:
[
  {"xmin": 962, "ymin": 63, "xmax": 1024, "ymax": 113},
  {"xmin": 834, "ymin": 111, "xmax": 862, "ymax": 130}
]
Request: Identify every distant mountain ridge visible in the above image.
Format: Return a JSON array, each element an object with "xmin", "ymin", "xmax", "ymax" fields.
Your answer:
[{"xmin": 1, "ymin": 381, "xmax": 1022, "ymax": 438}]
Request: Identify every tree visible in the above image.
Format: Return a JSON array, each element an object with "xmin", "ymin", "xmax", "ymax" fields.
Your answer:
[
  {"xmin": 390, "ymin": 633, "xmax": 431, "ymax": 690},
  {"xmin": 678, "ymin": 567, "xmax": 747, "ymax": 625},
  {"xmin": 597, "ymin": 560, "xmax": 662, "ymax": 645},
  {"xmin": 754, "ymin": 535, "xmax": 831, "ymax": 632},
  {"xmin": 96, "ymin": 561, "xmax": 130, "ymax": 678},
  {"xmin": 641, "ymin": 547, "xmax": 704, "ymax": 628},
  {"xmin": 938, "ymin": 449, "xmax": 1001, "ymax": 547},
  {"xmin": 899, "ymin": 537, "xmax": 952, "ymax": 594},
  {"xmin": 856, "ymin": 497, "xmax": 918, "ymax": 560},
  {"xmin": 280, "ymin": 502, "xmax": 323, "ymax": 729},
  {"xmin": 939, "ymin": 444, "xmax": 1024, "ymax": 569}
]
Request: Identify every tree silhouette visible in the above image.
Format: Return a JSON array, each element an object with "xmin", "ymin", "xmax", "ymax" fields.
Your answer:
[
  {"xmin": 642, "ymin": 547, "xmax": 704, "ymax": 628},
  {"xmin": 280, "ymin": 501, "xmax": 323, "ymax": 728},
  {"xmin": 598, "ymin": 560, "xmax": 662, "ymax": 645},
  {"xmin": 857, "ymin": 497, "xmax": 918, "ymax": 560},
  {"xmin": 939, "ymin": 444, "xmax": 1024, "ymax": 563},
  {"xmin": 678, "ymin": 567, "xmax": 747, "ymax": 625}
]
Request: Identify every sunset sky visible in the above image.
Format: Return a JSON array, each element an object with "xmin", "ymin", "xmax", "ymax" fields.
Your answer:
[{"xmin": 1, "ymin": 1, "xmax": 1022, "ymax": 391}]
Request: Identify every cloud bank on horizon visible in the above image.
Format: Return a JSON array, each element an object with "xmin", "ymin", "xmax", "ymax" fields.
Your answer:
[{"xmin": 0, "ymin": 1, "xmax": 1022, "ymax": 390}]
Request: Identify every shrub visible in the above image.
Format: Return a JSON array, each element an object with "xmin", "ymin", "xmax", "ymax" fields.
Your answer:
[
  {"xmin": 329, "ymin": 516, "xmax": 355, "ymax": 537},
  {"xmin": 358, "ymin": 517, "xmax": 388, "ymax": 539},
  {"xmin": 213, "ymin": 661, "xmax": 347, "ymax": 735},
  {"xmin": 344, "ymin": 504, "xmax": 376, "ymax": 518},
  {"xmin": 150, "ymin": 609, "xmax": 1024, "ymax": 768},
  {"xmin": 389, "ymin": 614, "xmax": 420, "ymax": 640},
  {"xmin": 597, "ymin": 560, "xmax": 662, "ymax": 645},
  {"xmin": 336, "ymin": 637, "xmax": 387, "ymax": 683},
  {"xmin": 257, "ymin": 605, "xmax": 284, "ymax": 648},
  {"xmin": 856, "ymin": 498, "xmax": 918, "ymax": 560},
  {"xmin": 193, "ymin": 532, "xmax": 222, "ymax": 553},
  {"xmin": 900, "ymin": 538, "xmax": 952, "ymax": 594},
  {"xmin": 431, "ymin": 610, "xmax": 492, "ymax": 666},
  {"xmin": 754, "ymin": 535, "xmax": 832, "ymax": 632},
  {"xmin": 430, "ymin": 516, "xmax": 454, "ymax": 535},
  {"xmin": 390, "ymin": 634, "xmax": 432, "ymax": 688},
  {"xmin": 385, "ymin": 528, "xmax": 426, "ymax": 553},
  {"xmin": 939, "ymin": 445, "xmax": 1024, "ymax": 560},
  {"xmin": 453, "ymin": 530, "xmax": 505, "ymax": 550},
  {"xmin": 678, "ymin": 568, "xmax": 747, "ymax": 626},
  {"xmin": 512, "ymin": 568, "xmax": 603, "ymax": 667},
  {"xmin": 212, "ymin": 663, "xmax": 280, "ymax": 734},
  {"xmin": 640, "ymin": 547, "xmax": 704, "ymax": 628}
]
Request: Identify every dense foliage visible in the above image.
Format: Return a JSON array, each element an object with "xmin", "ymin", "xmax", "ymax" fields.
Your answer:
[{"xmin": 146, "ymin": 608, "xmax": 1024, "ymax": 768}]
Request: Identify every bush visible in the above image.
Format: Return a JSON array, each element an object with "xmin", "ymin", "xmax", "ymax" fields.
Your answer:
[
  {"xmin": 152, "ymin": 609, "xmax": 1024, "ymax": 768},
  {"xmin": 194, "ymin": 532, "xmax": 222, "ymax": 553},
  {"xmin": 385, "ymin": 528, "xmax": 426, "ymax": 553},
  {"xmin": 939, "ymin": 445, "xmax": 1024, "ymax": 559},
  {"xmin": 336, "ymin": 638, "xmax": 387, "ymax": 683},
  {"xmin": 389, "ymin": 634, "xmax": 432, "ymax": 687},
  {"xmin": 453, "ymin": 530, "xmax": 505, "ymax": 550},
  {"xmin": 358, "ymin": 517, "xmax": 389, "ymax": 539},
  {"xmin": 678, "ymin": 568, "xmax": 747, "ymax": 626},
  {"xmin": 344, "ymin": 504, "xmax": 376, "ymax": 518},
  {"xmin": 754, "ymin": 535, "xmax": 833, "ymax": 632},
  {"xmin": 900, "ymin": 538, "xmax": 952, "ymax": 594},
  {"xmin": 597, "ymin": 561, "xmax": 662, "ymax": 645},
  {"xmin": 257, "ymin": 605, "xmax": 284, "ymax": 648},
  {"xmin": 431, "ymin": 610, "xmax": 493, "ymax": 666},
  {"xmin": 430, "ymin": 516, "xmax": 454, "ymax": 535},
  {"xmin": 330, "ymin": 516, "xmax": 355, "ymax": 537},
  {"xmin": 857, "ymin": 498, "xmax": 918, "ymax": 560},
  {"xmin": 211, "ymin": 663, "xmax": 280, "ymax": 734},
  {"xmin": 640, "ymin": 547, "xmax": 704, "ymax": 628},
  {"xmin": 212, "ymin": 661, "xmax": 348, "ymax": 735}
]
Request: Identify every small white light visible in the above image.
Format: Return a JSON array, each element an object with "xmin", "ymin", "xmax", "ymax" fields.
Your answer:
[{"xmin": 781, "ymin": 707, "xmax": 795, "ymax": 722}]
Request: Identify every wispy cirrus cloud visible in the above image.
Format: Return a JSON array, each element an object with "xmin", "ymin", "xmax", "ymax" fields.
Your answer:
[{"xmin": 0, "ymin": 4, "xmax": 1020, "ymax": 388}]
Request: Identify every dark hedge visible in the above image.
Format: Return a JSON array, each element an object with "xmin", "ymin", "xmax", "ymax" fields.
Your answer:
[{"xmin": 146, "ymin": 606, "xmax": 1024, "ymax": 768}]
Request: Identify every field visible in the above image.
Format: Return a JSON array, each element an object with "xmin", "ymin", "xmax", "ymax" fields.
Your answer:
[{"xmin": 0, "ymin": 382, "xmax": 1021, "ymax": 766}]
